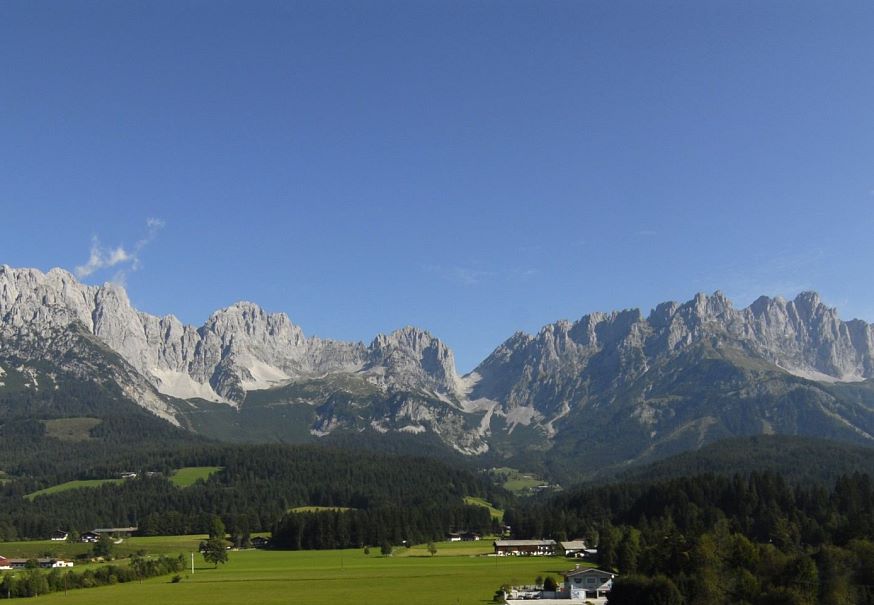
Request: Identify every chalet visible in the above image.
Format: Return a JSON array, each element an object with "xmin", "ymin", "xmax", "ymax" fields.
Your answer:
[
  {"xmin": 119, "ymin": 472, "xmax": 138, "ymax": 479},
  {"xmin": 449, "ymin": 531, "xmax": 482, "ymax": 542},
  {"xmin": 7, "ymin": 558, "xmax": 73, "ymax": 569},
  {"xmin": 80, "ymin": 531, "xmax": 100, "ymax": 543},
  {"xmin": 50, "ymin": 530, "xmax": 69, "ymax": 541},
  {"xmin": 493, "ymin": 539, "xmax": 557, "ymax": 556},
  {"xmin": 563, "ymin": 566, "xmax": 615, "ymax": 600},
  {"xmin": 48, "ymin": 559, "xmax": 74, "ymax": 568},
  {"xmin": 0, "ymin": 556, "xmax": 10, "ymax": 570},
  {"xmin": 559, "ymin": 540, "xmax": 587, "ymax": 557},
  {"xmin": 251, "ymin": 537, "xmax": 270, "ymax": 548}
]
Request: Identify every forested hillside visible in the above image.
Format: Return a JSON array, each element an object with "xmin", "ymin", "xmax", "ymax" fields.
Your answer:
[
  {"xmin": 0, "ymin": 444, "xmax": 505, "ymax": 541},
  {"xmin": 612, "ymin": 435, "xmax": 874, "ymax": 486},
  {"xmin": 510, "ymin": 472, "xmax": 874, "ymax": 604}
]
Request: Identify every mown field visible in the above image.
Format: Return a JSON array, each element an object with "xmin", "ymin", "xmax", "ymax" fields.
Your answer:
[
  {"xmin": 24, "ymin": 478, "xmax": 125, "ymax": 501},
  {"xmin": 23, "ymin": 466, "xmax": 223, "ymax": 500},
  {"xmin": 169, "ymin": 466, "xmax": 223, "ymax": 487},
  {"xmin": 0, "ymin": 535, "xmax": 210, "ymax": 560},
  {"xmin": 24, "ymin": 538, "xmax": 585, "ymax": 605}
]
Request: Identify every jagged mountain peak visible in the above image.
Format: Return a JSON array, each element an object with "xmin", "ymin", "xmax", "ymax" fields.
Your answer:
[{"xmin": 5, "ymin": 265, "xmax": 874, "ymax": 468}]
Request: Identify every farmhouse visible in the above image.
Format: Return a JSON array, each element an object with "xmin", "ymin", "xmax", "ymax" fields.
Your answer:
[
  {"xmin": 50, "ymin": 529, "xmax": 69, "ymax": 541},
  {"xmin": 251, "ymin": 537, "xmax": 270, "ymax": 548},
  {"xmin": 563, "ymin": 566, "xmax": 615, "ymax": 600},
  {"xmin": 0, "ymin": 556, "xmax": 10, "ymax": 570},
  {"xmin": 448, "ymin": 531, "xmax": 481, "ymax": 542},
  {"xmin": 7, "ymin": 558, "xmax": 74, "ymax": 569},
  {"xmin": 493, "ymin": 539, "xmax": 557, "ymax": 556},
  {"xmin": 559, "ymin": 540, "xmax": 587, "ymax": 557},
  {"xmin": 505, "ymin": 565, "xmax": 616, "ymax": 603},
  {"xmin": 80, "ymin": 531, "xmax": 100, "ymax": 543}
]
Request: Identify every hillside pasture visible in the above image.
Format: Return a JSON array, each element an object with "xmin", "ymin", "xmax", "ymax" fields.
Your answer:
[
  {"xmin": 25, "ymin": 478, "xmax": 124, "ymax": 501},
  {"xmin": 463, "ymin": 496, "xmax": 504, "ymax": 521},
  {"xmin": 170, "ymin": 467, "xmax": 223, "ymax": 487}
]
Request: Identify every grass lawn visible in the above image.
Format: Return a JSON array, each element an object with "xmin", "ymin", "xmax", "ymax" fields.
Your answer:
[
  {"xmin": 25, "ymin": 479, "xmax": 124, "ymax": 501},
  {"xmin": 0, "ymin": 535, "xmax": 213, "ymax": 560},
  {"xmin": 463, "ymin": 496, "xmax": 504, "ymax": 522},
  {"xmin": 488, "ymin": 467, "xmax": 545, "ymax": 494},
  {"xmin": 36, "ymin": 542, "xmax": 586, "ymax": 605},
  {"xmin": 170, "ymin": 467, "xmax": 223, "ymax": 487}
]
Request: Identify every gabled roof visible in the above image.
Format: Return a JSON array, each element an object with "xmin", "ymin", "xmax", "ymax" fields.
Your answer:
[
  {"xmin": 564, "ymin": 567, "xmax": 615, "ymax": 578},
  {"xmin": 494, "ymin": 539, "xmax": 556, "ymax": 547},
  {"xmin": 559, "ymin": 540, "xmax": 587, "ymax": 550}
]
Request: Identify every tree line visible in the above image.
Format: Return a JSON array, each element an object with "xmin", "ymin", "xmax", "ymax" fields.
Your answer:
[
  {"xmin": 507, "ymin": 471, "xmax": 874, "ymax": 604},
  {"xmin": 271, "ymin": 504, "xmax": 496, "ymax": 550},
  {"xmin": 0, "ymin": 443, "xmax": 505, "ymax": 540}
]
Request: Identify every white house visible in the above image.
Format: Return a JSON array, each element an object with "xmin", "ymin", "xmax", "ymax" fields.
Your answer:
[
  {"xmin": 563, "ymin": 566, "xmax": 615, "ymax": 600},
  {"xmin": 50, "ymin": 530, "xmax": 69, "ymax": 541}
]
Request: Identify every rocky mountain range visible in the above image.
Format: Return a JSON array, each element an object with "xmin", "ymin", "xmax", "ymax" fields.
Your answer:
[{"xmin": 2, "ymin": 264, "xmax": 874, "ymax": 479}]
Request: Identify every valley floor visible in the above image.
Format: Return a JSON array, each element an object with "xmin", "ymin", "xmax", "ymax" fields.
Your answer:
[{"xmin": 24, "ymin": 538, "xmax": 572, "ymax": 605}]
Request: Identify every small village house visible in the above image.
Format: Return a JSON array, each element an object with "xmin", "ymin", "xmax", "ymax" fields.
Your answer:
[
  {"xmin": 493, "ymin": 539, "xmax": 557, "ymax": 556},
  {"xmin": 563, "ymin": 566, "xmax": 615, "ymax": 600},
  {"xmin": 559, "ymin": 540, "xmax": 587, "ymax": 557}
]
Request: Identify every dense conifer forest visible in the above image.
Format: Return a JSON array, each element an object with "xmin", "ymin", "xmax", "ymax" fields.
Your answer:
[
  {"xmin": 0, "ymin": 443, "xmax": 505, "ymax": 541},
  {"xmin": 509, "ymin": 472, "xmax": 874, "ymax": 604}
]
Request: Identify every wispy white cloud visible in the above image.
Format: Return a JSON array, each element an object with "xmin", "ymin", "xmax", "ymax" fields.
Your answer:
[{"xmin": 75, "ymin": 218, "xmax": 165, "ymax": 282}]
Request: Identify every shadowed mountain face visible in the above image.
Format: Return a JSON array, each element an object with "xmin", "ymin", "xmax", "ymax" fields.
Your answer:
[{"xmin": 3, "ymin": 264, "xmax": 874, "ymax": 477}]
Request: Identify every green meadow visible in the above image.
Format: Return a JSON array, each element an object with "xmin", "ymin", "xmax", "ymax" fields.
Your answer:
[
  {"xmin": 24, "ymin": 479, "xmax": 124, "ymax": 501},
  {"xmin": 463, "ymin": 496, "xmax": 504, "ymax": 521},
  {"xmin": 23, "ymin": 538, "xmax": 587, "ymax": 605},
  {"xmin": 0, "ymin": 535, "xmax": 210, "ymax": 560},
  {"xmin": 24, "ymin": 466, "xmax": 223, "ymax": 500},
  {"xmin": 169, "ymin": 467, "xmax": 224, "ymax": 487}
]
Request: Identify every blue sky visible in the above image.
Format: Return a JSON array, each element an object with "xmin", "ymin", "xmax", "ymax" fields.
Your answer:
[{"xmin": 2, "ymin": 1, "xmax": 874, "ymax": 372}]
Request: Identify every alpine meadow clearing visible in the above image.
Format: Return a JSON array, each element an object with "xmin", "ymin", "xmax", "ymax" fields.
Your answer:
[{"xmin": 26, "ymin": 538, "xmax": 580, "ymax": 605}]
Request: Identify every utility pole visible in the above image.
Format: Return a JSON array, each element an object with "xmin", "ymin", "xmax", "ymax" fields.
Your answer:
[{"xmin": 191, "ymin": 552, "xmax": 195, "ymax": 575}]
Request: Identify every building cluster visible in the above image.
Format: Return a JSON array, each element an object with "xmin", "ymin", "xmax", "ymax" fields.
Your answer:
[
  {"xmin": 50, "ymin": 527, "xmax": 138, "ymax": 543},
  {"xmin": 446, "ymin": 531, "xmax": 481, "ymax": 542},
  {"xmin": 0, "ymin": 556, "xmax": 74, "ymax": 570},
  {"xmin": 504, "ymin": 565, "xmax": 616, "ymax": 603},
  {"xmin": 492, "ymin": 539, "xmax": 596, "ymax": 558},
  {"xmin": 493, "ymin": 540, "xmax": 612, "ymax": 602}
]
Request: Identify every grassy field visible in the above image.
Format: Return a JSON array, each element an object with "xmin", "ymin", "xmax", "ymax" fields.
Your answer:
[
  {"xmin": 0, "ymin": 535, "xmax": 212, "ymax": 560},
  {"xmin": 169, "ymin": 467, "xmax": 223, "ymax": 487},
  {"xmin": 488, "ymin": 467, "xmax": 545, "ymax": 494},
  {"xmin": 25, "ymin": 478, "xmax": 125, "ymax": 501},
  {"xmin": 463, "ymin": 496, "xmax": 504, "ymax": 522},
  {"xmin": 33, "ymin": 540, "xmax": 586, "ymax": 605}
]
